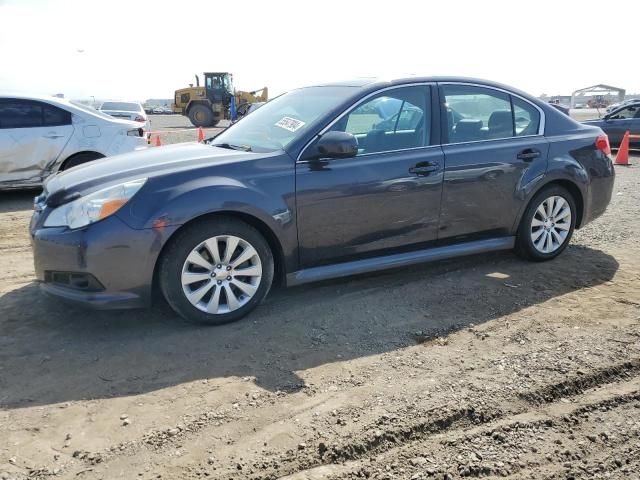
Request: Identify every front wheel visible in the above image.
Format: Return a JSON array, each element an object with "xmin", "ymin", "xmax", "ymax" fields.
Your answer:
[
  {"xmin": 159, "ymin": 218, "xmax": 274, "ymax": 325},
  {"xmin": 187, "ymin": 104, "xmax": 215, "ymax": 128},
  {"xmin": 515, "ymin": 185, "xmax": 576, "ymax": 261}
]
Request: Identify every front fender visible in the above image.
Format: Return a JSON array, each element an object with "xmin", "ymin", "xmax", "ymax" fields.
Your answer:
[{"xmin": 117, "ymin": 167, "xmax": 298, "ymax": 271}]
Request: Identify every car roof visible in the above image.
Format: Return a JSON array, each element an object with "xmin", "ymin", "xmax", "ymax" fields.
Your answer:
[
  {"xmin": 307, "ymin": 76, "xmax": 539, "ymax": 101},
  {"xmin": 0, "ymin": 91, "xmax": 77, "ymax": 107},
  {"xmin": 0, "ymin": 92, "xmax": 140, "ymax": 126},
  {"xmin": 100, "ymin": 100, "xmax": 142, "ymax": 105},
  {"xmin": 611, "ymin": 101, "xmax": 640, "ymax": 111},
  {"xmin": 313, "ymin": 75, "xmax": 519, "ymax": 88}
]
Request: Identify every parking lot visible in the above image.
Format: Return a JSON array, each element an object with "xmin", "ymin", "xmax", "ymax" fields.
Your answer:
[
  {"xmin": 146, "ymin": 115, "xmax": 228, "ymax": 145},
  {"xmin": 0, "ymin": 114, "xmax": 639, "ymax": 479}
]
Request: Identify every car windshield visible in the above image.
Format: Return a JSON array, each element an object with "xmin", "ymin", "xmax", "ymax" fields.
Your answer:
[
  {"xmin": 100, "ymin": 102, "xmax": 141, "ymax": 112},
  {"xmin": 211, "ymin": 86, "xmax": 359, "ymax": 153}
]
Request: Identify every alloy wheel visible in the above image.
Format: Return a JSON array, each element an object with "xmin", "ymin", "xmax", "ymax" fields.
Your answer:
[
  {"xmin": 181, "ymin": 235, "xmax": 262, "ymax": 314},
  {"xmin": 530, "ymin": 195, "xmax": 572, "ymax": 254}
]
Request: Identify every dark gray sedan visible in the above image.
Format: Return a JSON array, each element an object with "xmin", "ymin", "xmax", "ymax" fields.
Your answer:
[{"xmin": 30, "ymin": 77, "xmax": 615, "ymax": 324}]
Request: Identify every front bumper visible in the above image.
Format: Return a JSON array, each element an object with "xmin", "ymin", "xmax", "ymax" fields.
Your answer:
[
  {"xmin": 39, "ymin": 283, "xmax": 144, "ymax": 309},
  {"xmin": 30, "ymin": 213, "xmax": 178, "ymax": 309}
]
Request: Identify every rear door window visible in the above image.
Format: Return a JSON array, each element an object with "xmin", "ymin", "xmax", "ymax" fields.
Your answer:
[
  {"xmin": 0, "ymin": 100, "xmax": 44, "ymax": 129},
  {"xmin": 442, "ymin": 84, "xmax": 541, "ymax": 142},
  {"xmin": 0, "ymin": 100, "xmax": 71, "ymax": 129},
  {"xmin": 442, "ymin": 85, "xmax": 513, "ymax": 142}
]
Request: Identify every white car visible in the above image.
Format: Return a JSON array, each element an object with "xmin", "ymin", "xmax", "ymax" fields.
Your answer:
[
  {"xmin": 0, "ymin": 93, "xmax": 148, "ymax": 189},
  {"xmin": 99, "ymin": 100, "xmax": 150, "ymax": 132},
  {"xmin": 99, "ymin": 101, "xmax": 147, "ymax": 122}
]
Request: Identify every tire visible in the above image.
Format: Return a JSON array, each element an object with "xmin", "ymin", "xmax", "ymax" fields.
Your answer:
[
  {"xmin": 61, "ymin": 152, "xmax": 104, "ymax": 170},
  {"xmin": 159, "ymin": 217, "xmax": 274, "ymax": 325},
  {"xmin": 187, "ymin": 104, "xmax": 215, "ymax": 128},
  {"xmin": 515, "ymin": 185, "xmax": 576, "ymax": 261}
]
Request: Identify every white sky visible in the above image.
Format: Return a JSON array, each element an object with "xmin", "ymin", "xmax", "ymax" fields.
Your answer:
[{"xmin": 1, "ymin": 0, "xmax": 638, "ymax": 101}]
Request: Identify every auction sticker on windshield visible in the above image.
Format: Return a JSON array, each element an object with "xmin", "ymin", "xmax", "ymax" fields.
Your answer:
[{"xmin": 275, "ymin": 117, "xmax": 306, "ymax": 132}]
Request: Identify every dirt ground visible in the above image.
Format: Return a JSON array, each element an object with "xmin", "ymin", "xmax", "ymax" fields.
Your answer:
[
  {"xmin": 146, "ymin": 115, "xmax": 227, "ymax": 145},
  {"xmin": 1, "ymin": 125, "xmax": 639, "ymax": 479}
]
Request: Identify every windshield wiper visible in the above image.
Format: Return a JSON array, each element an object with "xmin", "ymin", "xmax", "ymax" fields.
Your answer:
[{"xmin": 211, "ymin": 142, "xmax": 252, "ymax": 152}]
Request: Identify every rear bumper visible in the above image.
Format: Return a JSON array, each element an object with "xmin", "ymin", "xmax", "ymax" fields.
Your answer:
[
  {"xmin": 106, "ymin": 135, "xmax": 149, "ymax": 156},
  {"xmin": 581, "ymin": 154, "xmax": 615, "ymax": 227},
  {"xmin": 30, "ymin": 213, "xmax": 178, "ymax": 309}
]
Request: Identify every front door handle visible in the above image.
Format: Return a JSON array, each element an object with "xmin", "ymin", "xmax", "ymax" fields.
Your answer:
[
  {"xmin": 409, "ymin": 161, "xmax": 439, "ymax": 176},
  {"xmin": 517, "ymin": 148, "xmax": 541, "ymax": 161}
]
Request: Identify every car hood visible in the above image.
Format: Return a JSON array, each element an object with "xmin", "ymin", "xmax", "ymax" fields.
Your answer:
[{"xmin": 44, "ymin": 142, "xmax": 258, "ymax": 207}]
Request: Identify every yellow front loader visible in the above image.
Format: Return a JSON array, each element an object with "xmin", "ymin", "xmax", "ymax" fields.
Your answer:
[{"xmin": 172, "ymin": 72, "xmax": 268, "ymax": 127}]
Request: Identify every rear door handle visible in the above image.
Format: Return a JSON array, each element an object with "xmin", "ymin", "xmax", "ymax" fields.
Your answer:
[
  {"xmin": 517, "ymin": 148, "xmax": 541, "ymax": 161},
  {"xmin": 43, "ymin": 133, "xmax": 65, "ymax": 139},
  {"xmin": 409, "ymin": 161, "xmax": 439, "ymax": 176}
]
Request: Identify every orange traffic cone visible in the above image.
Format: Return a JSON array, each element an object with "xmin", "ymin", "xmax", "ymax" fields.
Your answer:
[
  {"xmin": 198, "ymin": 127, "xmax": 204, "ymax": 142},
  {"xmin": 155, "ymin": 135, "xmax": 161, "ymax": 147},
  {"xmin": 615, "ymin": 131, "xmax": 630, "ymax": 166}
]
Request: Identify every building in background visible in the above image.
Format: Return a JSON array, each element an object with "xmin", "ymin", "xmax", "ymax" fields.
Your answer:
[{"xmin": 571, "ymin": 84, "xmax": 625, "ymax": 109}]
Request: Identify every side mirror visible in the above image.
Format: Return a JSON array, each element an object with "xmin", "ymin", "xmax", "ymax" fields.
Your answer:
[{"xmin": 303, "ymin": 131, "xmax": 358, "ymax": 161}]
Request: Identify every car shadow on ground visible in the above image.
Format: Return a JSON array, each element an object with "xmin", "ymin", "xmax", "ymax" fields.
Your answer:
[
  {"xmin": 0, "ymin": 189, "xmax": 40, "ymax": 214},
  {"xmin": 0, "ymin": 245, "xmax": 618, "ymax": 409}
]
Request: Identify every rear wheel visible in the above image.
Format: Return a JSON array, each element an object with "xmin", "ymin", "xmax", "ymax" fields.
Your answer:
[
  {"xmin": 187, "ymin": 104, "xmax": 216, "ymax": 128},
  {"xmin": 159, "ymin": 217, "xmax": 274, "ymax": 325},
  {"xmin": 61, "ymin": 152, "xmax": 104, "ymax": 170},
  {"xmin": 515, "ymin": 185, "xmax": 576, "ymax": 261}
]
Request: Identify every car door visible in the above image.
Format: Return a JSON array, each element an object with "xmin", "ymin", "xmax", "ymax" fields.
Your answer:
[
  {"xmin": 295, "ymin": 84, "xmax": 444, "ymax": 268},
  {"xmin": 602, "ymin": 105, "xmax": 637, "ymax": 145},
  {"xmin": 628, "ymin": 105, "xmax": 640, "ymax": 143},
  {"xmin": 438, "ymin": 83, "xmax": 549, "ymax": 240},
  {"xmin": 0, "ymin": 99, "xmax": 73, "ymax": 185}
]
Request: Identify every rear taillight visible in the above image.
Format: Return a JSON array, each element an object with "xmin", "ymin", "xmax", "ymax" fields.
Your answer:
[
  {"xmin": 134, "ymin": 115, "xmax": 146, "ymax": 123},
  {"xmin": 595, "ymin": 134, "xmax": 611, "ymax": 156}
]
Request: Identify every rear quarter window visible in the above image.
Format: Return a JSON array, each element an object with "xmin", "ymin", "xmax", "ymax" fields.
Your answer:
[
  {"xmin": 43, "ymin": 104, "xmax": 72, "ymax": 126},
  {"xmin": 512, "ymin": 97, "xmax": 540, "ymax": 136}
]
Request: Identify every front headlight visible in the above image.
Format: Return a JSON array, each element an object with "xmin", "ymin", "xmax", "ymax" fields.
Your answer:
[{"xmin": 44, "ymin": 178, "xmax": 147, "ymax": 229}]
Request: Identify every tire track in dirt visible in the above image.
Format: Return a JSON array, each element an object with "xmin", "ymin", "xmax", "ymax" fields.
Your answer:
[
  {"xmin": 266, "ymin": 364, "xmax": 640, "ymax": 479},
  {"xmin": 279, "ymin": 379, "xmax": 640, "ymax": 480},
  {"xmin": 91, "ymin": 360, "xmax": 637, "ymax": 480},
  {"xmin": 520, "ymin": 358, "xmax": 640, "ymax": 405},
  {"xmin": 47, "ymin": 344, "xmax": 640, "ymax": 480}
]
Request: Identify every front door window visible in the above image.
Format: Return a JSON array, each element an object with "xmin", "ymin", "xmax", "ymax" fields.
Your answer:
[
  {"xmin": 609, "ymin": 105, "xmax": 638, "ymax": 120},
  {"xmin": 329, "ymin": 86, "xmax": 430, "ymax": 154}
]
